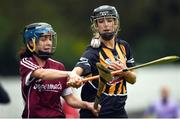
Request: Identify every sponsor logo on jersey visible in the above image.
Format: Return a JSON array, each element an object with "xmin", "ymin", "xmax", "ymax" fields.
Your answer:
[{"xmin": 33, "ymin": 82, "xmax": 62, "ymax": 92}]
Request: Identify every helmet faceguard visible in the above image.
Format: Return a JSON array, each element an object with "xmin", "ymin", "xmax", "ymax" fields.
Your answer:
[
  {"xmin": 23, "ymin": 22, "xmax": 57, "ymax": 59},
  {"xmin": 90, "ymin": 5, "xmax": 120, "ymax": 40}
]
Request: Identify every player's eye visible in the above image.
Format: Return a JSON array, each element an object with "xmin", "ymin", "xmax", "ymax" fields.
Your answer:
[
  {"xmin": 98, "ymin": 19, "xmax": 104, "ymax": 23},
  {"xmin": 106, "ymin": 18, "xmax": 114, "ymax": 22}
]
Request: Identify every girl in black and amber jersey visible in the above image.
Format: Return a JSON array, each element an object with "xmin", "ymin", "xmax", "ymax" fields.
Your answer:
[{"xmin": 68, "ymin": 5, "xmax": 136, "ymax": 118}]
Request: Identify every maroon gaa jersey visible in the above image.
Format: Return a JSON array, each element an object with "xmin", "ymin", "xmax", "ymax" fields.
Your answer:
[{"xmin": 19, "ymin": 56, "xmax": 72, "ymax": 118}]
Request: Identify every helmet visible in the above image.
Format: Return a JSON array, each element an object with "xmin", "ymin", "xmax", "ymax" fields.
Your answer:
[
  {"xmin": 23, "ymin": 22, "xmax": 57, "ymax": 59},
  {"xmin": 90, "ymin": 5, "xmax": 119, "ymax": 21},
  {"xmin": 90, "ymin": 5, "xmax": 120, "ymax": 41}
]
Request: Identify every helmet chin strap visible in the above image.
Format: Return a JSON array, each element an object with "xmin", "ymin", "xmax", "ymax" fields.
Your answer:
[
  {"xmin": 100, "ymin": 32, "xmax": 115, "ymax": 41},
  {"xmin": 34, "ymin": 50, "xmax": 52, "ymax": 60},
  {"xmin": 27, "ymin": 38, "xmax": 36, "ymax": 52}
]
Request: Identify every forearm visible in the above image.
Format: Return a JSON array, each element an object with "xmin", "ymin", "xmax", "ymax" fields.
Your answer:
[
  {"xmin": 69, "ymin": 100, "xmax": 89, "ymax": 109},
  {"xmin": 32, "ymin": 68, "xmax": 70, "ymax": 80},
  {"xmin": 108, "ymin": 62, "xmax": 136, "ymax": 84},
  {"xmin": 123, "ymin": 70, "xmax": 136, "ymax": 84},
  {"xmin": 72, "ymin": 67, "xmax": 83, "ymax": 75},
  {"xmin": 64, "ymin": 94, "xmax": 89, "ymax": 109}
]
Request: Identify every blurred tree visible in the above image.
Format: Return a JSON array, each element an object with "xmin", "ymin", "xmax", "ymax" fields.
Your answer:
[{"xmin": 0, "ymin": 0, "xmax": 179, "ymax": 75}]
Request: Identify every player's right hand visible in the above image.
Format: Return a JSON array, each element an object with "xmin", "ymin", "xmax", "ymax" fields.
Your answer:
[{"xmin": 67, "ymin": 72, "xmax": 83, "ymax": 88}]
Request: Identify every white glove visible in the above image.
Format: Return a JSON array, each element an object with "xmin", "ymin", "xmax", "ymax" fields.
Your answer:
[{"xmin": 90, "ymin": 38, "xmax": 101, "ymax": 48}]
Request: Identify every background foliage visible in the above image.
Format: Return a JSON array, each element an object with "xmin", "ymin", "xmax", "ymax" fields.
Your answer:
[{"xmin": 0, "ymin": 0, "xmax": 180, "ymax": 75}]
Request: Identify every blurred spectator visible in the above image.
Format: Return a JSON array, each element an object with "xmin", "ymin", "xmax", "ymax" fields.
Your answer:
[
  {"xmin": 178, "ymin": 102, "xmax": 180, "ymax": 118},
  {"xmin": 0, "ymin": 83, "xmax": 10, "ymax": 104},
  {"xmin": 144, "ymin": 86, "xmax": 178, "ymax": 118}
]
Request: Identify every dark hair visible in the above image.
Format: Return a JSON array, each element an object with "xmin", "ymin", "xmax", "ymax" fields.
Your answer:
[{"xmin": 17, "ymin": 47, "xmax": 33, "ymax": 59}]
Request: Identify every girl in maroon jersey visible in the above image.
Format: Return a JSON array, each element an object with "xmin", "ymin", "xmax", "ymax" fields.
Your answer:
[{"xmin": 18, "ymin": 22, "xmax": 100, "ymax": 118}]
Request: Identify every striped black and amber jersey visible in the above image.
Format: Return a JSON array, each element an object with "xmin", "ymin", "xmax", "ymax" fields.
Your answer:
[{"xmin": 75, "ymin": 38, "xmax": 135, "ymax": 117}]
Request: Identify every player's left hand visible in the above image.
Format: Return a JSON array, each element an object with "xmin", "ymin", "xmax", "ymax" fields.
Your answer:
[{"xmin": 108, "ymin": 60, "xmax": 129, "ymax": 78}]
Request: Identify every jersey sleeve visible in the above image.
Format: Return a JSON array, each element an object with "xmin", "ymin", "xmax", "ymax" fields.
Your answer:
[
  {"xmin": 118, "ymin": 39, "xmax": 136, "ymax": 67},
  {"xmin": 75, "ymin": 46, "xmax": 99, "ymax": 76},
  {"xmin": 62, "ymin": 87, "xmax": 73, "ymax": 97},
  {"xmin": 19, "ymin": 57, "xmax": 40, "ymax": 86}
]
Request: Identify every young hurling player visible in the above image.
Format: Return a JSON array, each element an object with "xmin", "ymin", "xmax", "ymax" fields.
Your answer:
[
  {"xmin": 68, "ymin": 5, "xmax": 136, "ymax": 118},
  {"xmin": 18, "ymin": 22, "xmax": 100, "ymax": 118}
]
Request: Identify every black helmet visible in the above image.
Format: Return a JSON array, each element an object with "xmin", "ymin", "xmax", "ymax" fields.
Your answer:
[
  {"xmin": 90, "ymin": 5, "xmax": 120, "ymax": 41},
  {"xmin": 91, "ymin": 5, "xmax": 119, "ymax": 22}
]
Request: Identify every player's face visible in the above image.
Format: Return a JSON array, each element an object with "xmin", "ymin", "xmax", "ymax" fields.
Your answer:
[
  {"xmin": 96, "ymin": 17, "xmax": 115, "ymax": 34},
  {"xmin": 36, "ymin": 33, "xmax": 53, "ymax": 53}
]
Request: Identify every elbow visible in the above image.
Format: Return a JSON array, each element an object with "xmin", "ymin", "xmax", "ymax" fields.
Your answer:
[
  {"xmin": 130, "ymin": 78, "xmax": 136, "ymax": 84},
  {"xmin": 130, "ymin": 71, "xmax": 136, "ymax": 84},
  {"xmin": 126, "ymin": 74, "xmax": 136, "ymax": 84},
  {"xmin": 130, "ymin": 75, "xmax": 137, "ymax": 84},
  {"xmin": 125, "ymin": 77, "xmax": 136, "ymax": 84},
  {"xmin": 124, "ymin": 71, "xmax": 136, "ymax": 84}
]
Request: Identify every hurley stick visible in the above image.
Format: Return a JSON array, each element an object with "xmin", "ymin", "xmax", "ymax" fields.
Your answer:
[
  {"xmin": 80, "ymin": 55, "xmax": 180, "ymax": 83},
  {"xmin": 94, "ymin": 63, "xmax": 113, "ymax": 109}
]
